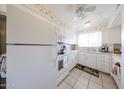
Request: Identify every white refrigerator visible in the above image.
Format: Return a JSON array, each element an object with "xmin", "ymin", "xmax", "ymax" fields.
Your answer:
[{"xmin": 6, "ymin": 5, "xmax": 57, "ymax": 89}]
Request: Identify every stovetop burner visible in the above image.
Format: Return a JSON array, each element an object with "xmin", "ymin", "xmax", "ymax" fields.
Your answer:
[{"xmin": 57, "ymin": 52, "xmax": 65, "ymax": 55}]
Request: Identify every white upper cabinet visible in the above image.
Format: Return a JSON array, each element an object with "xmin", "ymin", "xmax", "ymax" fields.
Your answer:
[
  {"xmin": 56, "ymin": 27, "xmax": 65, "ymax": 42},
  {"xmin": 63, "ymin": 28, "xmax": 70, "ymax": 43},
  {"xmin": 57, "ymin": 27, "xmax": 77, "ymax": 44},
  {"xmin": 69, "ymin": 31, "xmax": 77, "ymax": 44},
  {"xmin": 108, "ymin": 26, "xmax": 121, "ymax": 44}
]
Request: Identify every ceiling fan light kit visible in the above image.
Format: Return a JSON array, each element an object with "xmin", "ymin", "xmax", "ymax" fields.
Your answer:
[{"xmin": 84, "ymin": 21, "xmax": 91, "ymax": 27}]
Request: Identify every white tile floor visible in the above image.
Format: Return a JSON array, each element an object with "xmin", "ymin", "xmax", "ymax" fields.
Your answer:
[{"xmin": 58, "ymin": 68, "xmax": 118, "ymax": 89}]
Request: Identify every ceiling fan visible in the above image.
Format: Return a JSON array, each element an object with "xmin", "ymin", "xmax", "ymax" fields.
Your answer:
[{"xmin": 73, "ymin": 4, "xmax": 96, "ymax": 20}]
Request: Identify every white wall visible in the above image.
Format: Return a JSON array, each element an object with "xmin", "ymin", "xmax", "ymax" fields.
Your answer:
[{"xmin": 0, "ymin": 5, "xmax": 6, "ymax": 14}]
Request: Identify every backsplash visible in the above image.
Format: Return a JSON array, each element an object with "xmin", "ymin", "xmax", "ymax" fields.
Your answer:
[
  {"xmin": 78, "ymin": 47, "xmax": 99, "ymax": 52},
  {"xmin": 78, "ymin": 43, "xmax": 121, "ymax": 53}
]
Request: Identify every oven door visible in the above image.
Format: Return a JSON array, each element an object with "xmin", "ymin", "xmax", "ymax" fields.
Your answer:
[{"xmin": 57, "ymin": 57, "xmax": 64, "ymax": 71}]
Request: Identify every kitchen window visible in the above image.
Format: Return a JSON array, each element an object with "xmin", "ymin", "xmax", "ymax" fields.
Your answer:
[{"xmin": 78, "ymin": 31, "xmax": 102, "ymax": 47}]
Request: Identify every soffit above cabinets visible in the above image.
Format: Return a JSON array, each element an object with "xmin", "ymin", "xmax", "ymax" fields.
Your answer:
[{"xmin": 44, "ymin": 4, "xmax": 117, "ymax": 31}]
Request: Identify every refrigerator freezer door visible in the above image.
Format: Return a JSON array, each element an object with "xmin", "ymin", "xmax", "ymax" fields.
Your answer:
[
  {"xmin": 6, "ymin": 45, "xmax": 57, "ymax": 89},
  {"xmin": 7, "ymin": 5, "xmax": 57, "ymax": 45}
]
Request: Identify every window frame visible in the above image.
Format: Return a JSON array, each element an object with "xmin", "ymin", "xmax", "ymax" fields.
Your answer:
[{"xmin": 78, "ymin": 31, "xmax": 102, "ymax": 47}]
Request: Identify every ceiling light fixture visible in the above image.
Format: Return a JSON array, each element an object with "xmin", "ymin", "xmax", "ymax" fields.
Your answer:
[{"xmin": 84, "ymin": 21, "xmax": 91, "ymax": 27}]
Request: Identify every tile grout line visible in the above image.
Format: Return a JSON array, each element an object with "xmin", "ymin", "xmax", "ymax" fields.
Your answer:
[
  {"xmin": 101, "ymin": 73, "xmax": 104, "ymax": 89},
  {"xmin": 57, "ymin": 74, "xmax": 70, "ymax": 87},
  {"xmin": 86, "ymin": 74, "xmax": 91, "ymax": 89},
  {"xmin": 63, "ymin": 75, "xmax": 74, "ymax": 88},
  {"xmin": 64, "ymin": 69, "xmax": 81, "ymax": 89},
  {"xmin": 71, "ymin": 71, "xmax": 82, "ymax": 89}
]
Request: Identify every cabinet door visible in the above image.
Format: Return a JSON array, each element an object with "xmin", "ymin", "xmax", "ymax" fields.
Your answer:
[
  {"xmin": 97, "ymin": 61, "xmax": 105, "ymax": 72},
  {"xmin": 69, "ymin": 31, "xmax": 77, "ymax": 44},
  {"xmin": 74, "ymin": 52, "xmax": 78, "ymax": 65},
  {"xmin": 73, "ymin": 53, "xmax": 77, "ymax": 67},
  {"xmin": 64, "ymin": 30, "xmax": 70, "ymax": 44},
  {"xmin": 97, "ymin": 54, "xmax": 111, "ymax": 73},
  {"xmin": 72, "ymin": 54, "xmax": 76, "ymax": 68},
  {"xmin": 79, "ymin": 53, "xmax": 87, "ymax": 66},
  {"xmin": 67, "ymin": 55, "xmax": 72, "ymax": 71},
  {"xmin": 104, "ymin": 55, "xmax": 111, "ymax": 73},
  {"xmin": 56, "ymin": 28, "xmax": 61, "ymax": 42},
  {"xmin": 86, "ymin": 53, "xmax": 97, "ymax": 69},
  {"xmin": 71, "ymin": 54, "xmax": 76, "ymax": 68},
  {"xmin": 97, "ymin": 54, "xmax": 105, "ymax": 72}
]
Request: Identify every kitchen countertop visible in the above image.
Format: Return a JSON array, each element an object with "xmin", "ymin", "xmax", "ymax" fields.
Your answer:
[
  {"xmin": 112, "ymin": 53, "xmax": 121, "ymax": 60},
  {"xmin": 79, "ymin": 50, "xmax": 112, "ymax": 55},
  {"xmin": 57, "ymin": 50, "xmax": 79, "ymax": 58},
  {"xmin": 57, "ymin": 50, "xmax": 122, "ymax": 58}
]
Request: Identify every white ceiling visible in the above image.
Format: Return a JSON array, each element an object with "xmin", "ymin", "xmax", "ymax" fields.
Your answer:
[
  {"xmin": 110, "ymin": 10, "xmax": 121, "ymax": 28},
  {"xmin": 45, "ymin": 4, "xmax": 117, "ymax": 31}
]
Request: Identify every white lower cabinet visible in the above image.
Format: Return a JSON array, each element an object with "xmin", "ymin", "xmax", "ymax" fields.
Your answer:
[
  {"xmin": 86, "ymin": 53, "xmax": 97, "ymax": 69},
  {"xmin": 57, "ymin": 69, "xmax": 69, "ymax": 85},
  {"xmin": 78, "ymin": 52, "xmax": 112, "ymax": 74},
  {"xmin": 97, "ymin": 54, "xmax": 112, "ymax": 73},
  {"xmin": 57, "ymin": 51, "xmax": 78, "ymax": 84},
  {"xmin": 67, "ymin": 52, "xmax": 78, "ymax": 71},
  {"xmin": 79, "ymin": 52, "xmax": 97, "ymax": 69},
  {"xmin": 79, "ymin": 53, "xmax": 87, "ymax": 66}
]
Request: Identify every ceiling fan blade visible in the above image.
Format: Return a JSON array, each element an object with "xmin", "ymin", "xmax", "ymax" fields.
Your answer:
[{"xmin": 85, "ymin": 6, "xmax": 96, "ymax": 12}]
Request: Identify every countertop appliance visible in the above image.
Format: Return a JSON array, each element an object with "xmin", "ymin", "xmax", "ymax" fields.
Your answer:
[
  {"xmin": 7, "ymin": 5, "xmax": 57, "ymax": 89},
  {"xmin": 57, "ymin": 45, "xmax": 66, "ymax": 55},
  {"xmin": 113, "ymin": 44, "xmax": 121, "ymax": 54},
  {"xmin": 99, "ymin": 44, "xmax": 108, "ymax": 53},
  {"xmin": 71, "ymin": 44, "xmax": 77, "ymax": 50}
]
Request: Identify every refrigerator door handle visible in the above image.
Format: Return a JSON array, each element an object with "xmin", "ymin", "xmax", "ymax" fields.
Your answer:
[{"xmin": 6, "ymin": 43, "xmax": 57, "ymax": 46}]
